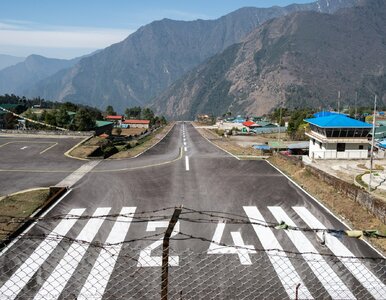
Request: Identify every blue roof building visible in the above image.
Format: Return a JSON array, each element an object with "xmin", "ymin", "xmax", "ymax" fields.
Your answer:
[{"xmin": 304, "ymin": 115, "xmax": 371, "ymax": 160}]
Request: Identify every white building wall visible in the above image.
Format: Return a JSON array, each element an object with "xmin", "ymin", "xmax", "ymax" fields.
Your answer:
[{"xmin": 309, "ymin": 139, "xmax": 368, "ymax": 159}]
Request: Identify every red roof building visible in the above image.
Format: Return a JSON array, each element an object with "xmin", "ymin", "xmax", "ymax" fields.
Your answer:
[
  {"xmin": 122, "ymin": 119, "xmax": 150, "ymax": 129},
  {"xmin": 242, "ymin": 121, "xmax": 259, "ymax": 128},
  {"xmin": 105, "ymin": 115, "xmax": 123, "ymax": 120}
]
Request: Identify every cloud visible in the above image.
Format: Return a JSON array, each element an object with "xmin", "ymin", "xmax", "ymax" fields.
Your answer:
[{"xmin": 0, "ymin": 20, "xmax": 133, "ymax": 49}]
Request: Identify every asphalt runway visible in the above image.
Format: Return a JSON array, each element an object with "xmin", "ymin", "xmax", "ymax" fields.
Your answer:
[
  {"xmin": 0, "ymin": 123, "xmax": 385, "ymax": 299},
  {"xmin": 0, "ymin": 136, "xmax": 86, "ymax": 196}
]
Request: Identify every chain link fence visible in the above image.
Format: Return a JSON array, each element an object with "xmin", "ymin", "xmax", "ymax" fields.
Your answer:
[{"xmin": 1, "ymin": 235, "xmax": 385, "ymax": 299}]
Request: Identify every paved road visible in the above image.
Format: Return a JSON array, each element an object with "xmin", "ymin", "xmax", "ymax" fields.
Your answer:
[
  {"xmin": 0, "ymin": 123, "xmax": 385, "ymax": 299},
  {"xmin": 0, "ymin": 136, "xmax": 85, "ymax": 196}
]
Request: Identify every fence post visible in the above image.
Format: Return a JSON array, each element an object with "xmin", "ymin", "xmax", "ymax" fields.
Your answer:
[{"xmin": 161, "ymin": 206, "xmax": 182, "ymax": 300}]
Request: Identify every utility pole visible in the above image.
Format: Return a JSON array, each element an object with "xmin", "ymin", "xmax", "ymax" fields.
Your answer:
[
  {"xmin": 161, "ymin": 206, "xmax": 182, "ymax": 300},
  {"xmin": 369, "ymin": 95, "xmax": 377, "ymax": 192},
  {"xmin": 355, "ymin": 92, "xmax": 358, "ymax": 119},
  {"xmin": 337, "ymin": 90, "xmax": 341, "ymax": 114}
]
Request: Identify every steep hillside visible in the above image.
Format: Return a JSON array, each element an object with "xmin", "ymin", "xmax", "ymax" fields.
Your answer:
[
  {"xmin": 0, "ymin": 55, "xmax": 79, "ymax": 95},
  {"xmin": 25, "ymin": 0, "xmax": 358, "ymax": 111},
  {"xmin": 153, "ymin": 0, "xmax": 386, "ymax": 119}
]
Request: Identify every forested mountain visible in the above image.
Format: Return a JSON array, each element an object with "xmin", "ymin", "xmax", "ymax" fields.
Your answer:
[
  {"xmin": 22, "ymin": 0, "xmax": 358, "ymax": 112},
  {"xmin": 152, "ymin": 0, "xmax": 386, "ymax": 119}
]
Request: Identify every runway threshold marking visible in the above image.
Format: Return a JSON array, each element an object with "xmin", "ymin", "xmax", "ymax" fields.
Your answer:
[
  {"xmin": 34, "ymin": 207, "xmax": 111, "ymax": 299},
  {"xmin": 55, "ymin": 160, "xmax": 101, "ymax": 187},
  {"xmin": 268, "ymin": 206, "xmax": 355, "ymax": 299},
  {"xmin": 293, "ymin": 206, "xmax": 386, "ymax": 300},
  {"xmin": 78, "ymin": 207, "xmax": 136, "ymax": 299},
  {"xmin": 0, "ymin": 208, "xmax": 85, "ymax": 299},
  {"xmin": 243, "ymin": 206, "xmax": 313, "ymax": 299}
]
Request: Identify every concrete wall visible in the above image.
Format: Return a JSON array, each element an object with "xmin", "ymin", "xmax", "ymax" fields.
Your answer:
[
  {"xmin": 309, "ymin": 140, "xmax": 368, "ymax": 159},
  {"xmin": 0, "ymin": 129, "xmax": 95, "ymax": 136},
  {"xmin": 275, "ymin": 153, "xmax": 386, "ymax": 223}
]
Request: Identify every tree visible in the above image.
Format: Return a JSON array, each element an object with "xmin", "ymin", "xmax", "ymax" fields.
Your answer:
[
  {"xmin": 55, "ymin": 107, "xmax": 70, "ymax": 128},
  {"xmin": 125, "ymin": 106, "xmax": 142, "ymax": 119},
  {"xmin": 74, "ymin": 108, "xmax": 96, "ymax": 131},
  {"xmin": 105, "ymin": 105, "xmax": 116, "ymax": 116}
]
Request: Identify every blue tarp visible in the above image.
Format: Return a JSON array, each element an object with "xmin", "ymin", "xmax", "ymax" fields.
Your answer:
[{"xmin": 253, "ymin": 144, "xmax": 271, "ymax": 150}]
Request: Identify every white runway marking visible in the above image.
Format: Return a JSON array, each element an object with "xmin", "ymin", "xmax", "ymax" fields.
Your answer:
[
  {"xmin": 185, "ymin": 156, "xmax": 190, "ymax": 171},
  {"xmin": 78, "ymin": 207, "xmax": 136, "ymax": 299},
  {"xmin": 268, "ymin": 206, "xmax": 355, "ymax": 299},
  {"xmin": 34, "ymin": 207, "xmax": 111, "ymax": 299},
  {"xmin": 56, "ymin": 160, "xmax": 100, "ymax": 187},
  {"xmin": 20, "ymin": 146, "xmax": 28, "ymax": 150},
  {"xmin": 138, "ymin": 221, "xmax": 180, "ymax": 267},
  {"xmin": 184, "ymin": 146, "xmax": 187, "ymax": 152},
  {"xmin": 294, "ymin": 206, "xmax": 386, "ymax": 300},
  {"xmin": 0, "ymin": 208, "xmax": 85, "ymax": 299},
  {"xmin": 208, "ymin": 221, "xmax": 256, "ymax": 265},
  {"xmin": 243, "ymin": 206, "xmax": 313, "ymax": 299}
]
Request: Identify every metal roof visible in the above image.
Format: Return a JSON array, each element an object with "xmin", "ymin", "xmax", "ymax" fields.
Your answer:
[{"xmin": 304, "ymin": 115, "xmax": 372, "ymax": 128}]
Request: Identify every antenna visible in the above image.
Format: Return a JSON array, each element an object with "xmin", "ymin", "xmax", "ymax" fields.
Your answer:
[
  {"xmin": 337, "ymin": 90, "xmax": 341, "ymax": 114},
  {"xmin": 355, "ymin": 92, "xmax": 358, "ymax": 119}
]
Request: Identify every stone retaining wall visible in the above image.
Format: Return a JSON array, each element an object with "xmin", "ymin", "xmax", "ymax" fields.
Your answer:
[
  {"xmin": 275, "ymin": 153, "xmax": 386, "ymax": 223},
  {"xmin": 0, "ymin": 129, "xmax": 95, "ymax": 136}
]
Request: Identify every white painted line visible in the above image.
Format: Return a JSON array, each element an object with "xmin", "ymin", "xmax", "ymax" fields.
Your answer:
[
  {"xmin": 40, "ymin": 143, "xmax": 58, "ymax": 154},
  {"xmin": 208, "ymin": 221, "xmax": 256, "ymax": 265},
  {"xmin": 184, "ymin": 146, "xmax": 187, "ymax": 152},
  {"xmin": 137, "ymin": 221, "xmax": 180, "ymax": 267},
  {"xmin": 78, "ymin": 207, "xmax": 136, "ymax": 299},
  {"xmin": 0, "ymin": 208, "xmax": 85, "ymax": 299},
  {"xmin": 34, "ymin": 207, "xmax": 111, "ymax": 300},
  {"xmin": 265, "ymin": 160, "xmax": 385, "ymax": 258},
  {"xmin": 294, "ymin": 206, "xmax": 386, "ymax": 300},
  {"xmin": 55, "ymin": 160, "xmax": 101, "ymax": 187},
  {"xmin": 0, "ymin": 189, "xmax": 73, "ymax": 257},
  {"xmin": 243, "ymin": 206, "xmax": 313, "ymax": 299},
  {"xmin": 183, "ymin": 141, "xmax": 187, "ymax": 146},
  {"xmin": 185, "ymin": 156, "xmax": 190, "ymax": 171},
  {"xmin": 268, "ymin": 206, "xmax": 355, "ymax": 299},
  {"xmin": 20, "ymin": 146, "xmax": 28, "ymax": 150}
]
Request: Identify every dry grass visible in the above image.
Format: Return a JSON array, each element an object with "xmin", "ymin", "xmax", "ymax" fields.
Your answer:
[
  {"xmin": 112, "ymin": 128, "xmax": 145, "ymax": 136},
  {"xmin": 109, "ymin": 123, "xmax": 175, "ymax": 159},
  {"xmin": 196, "ymin": 128, "xmax": 266, "ymax": 157},
  {"xmin": 0, "ymin": 189, "xmax": 50, "ymax": 240},
  {"xmin": 268, "ymin": 155, "xmax": 386, "ymax": 254}
]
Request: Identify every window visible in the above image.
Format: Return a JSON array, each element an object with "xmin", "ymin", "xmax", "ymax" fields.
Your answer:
[
  {"xmin": 337, "ymin": 143, "xmax": 346, "ymax": 152},
  {"xmin": 359, "ymin": 145, "xmax": 364, "ymax": 150}
]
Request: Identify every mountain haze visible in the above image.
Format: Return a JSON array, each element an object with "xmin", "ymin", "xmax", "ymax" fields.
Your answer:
[
  {"xmin": 0, "ymin": 54, "xmax": 25, "ymax": 71},
  {"xmin": 23, "ymin": 0, "xmax": 358, "ymax": 112},
  {"xmin": 0, "ymin": 55, "xmax": 80, "ymax": 96},
  {"xmin": 153, "ymin": 0, "xmax": 386, "ymax": 119}
]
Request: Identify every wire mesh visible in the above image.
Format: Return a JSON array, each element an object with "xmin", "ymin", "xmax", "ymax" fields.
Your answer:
[{"xmin": 0, "ymin": 235, "xmax": 385, "ymax": 299}]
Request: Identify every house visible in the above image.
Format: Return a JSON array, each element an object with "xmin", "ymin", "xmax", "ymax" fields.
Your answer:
[
  {"xmin": 122, "ymin": 119, "xmax": 150, "ymax": 129},
  {"xmin": 304, "ymin": 115, "xmax": 372, "ymax": 160},
  {"xmin": 94, "ymin": 120, "xmax": 114, "ymax": 135},
  {"xmin": 242, "ymin": 121, "xmax": 260, "ymax": 129},
  {"xmin": 105, "ymin": 115, "xmax": 123, "ymax": 126}
]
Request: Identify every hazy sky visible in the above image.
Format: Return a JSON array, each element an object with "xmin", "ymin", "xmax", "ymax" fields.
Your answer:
[{"xmin": 0, "ymin": 0, "xmax": 312, "ymax": 59}]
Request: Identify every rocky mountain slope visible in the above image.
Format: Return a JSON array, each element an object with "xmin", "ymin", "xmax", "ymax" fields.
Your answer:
[
  {"xmin": 23, "ymin": 0, "xmax": 358, "ymax": 112},
  {"xmin": 152, "ymin": 0, "xmax": 386, "ymax": 119}
]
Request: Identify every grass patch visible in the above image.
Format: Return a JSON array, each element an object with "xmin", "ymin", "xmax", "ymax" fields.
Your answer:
[{"xmin": 0, "ymin": 189, "xmax": 50, "ymax": 241}]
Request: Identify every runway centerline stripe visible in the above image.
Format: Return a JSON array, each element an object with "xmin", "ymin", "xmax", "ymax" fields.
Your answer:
[
  {"xmin": 293, "ymin": 206, "xmax": 386, "ymax": 299},
  {"xmin": 268, "ymin": 206, "xmax": 355, "ymax": 300},
  {"xmin": 243, "ymin": 206, "xmax": 313, "ymax": 299},
  {"xmin": 0, "ymin": 208, "xmax": 85, "ymax": 299},
  {"xmin": 78, "ymin": 207, "xmax": 136, "ymax": 299},
  {"xmin": 185, "ymin": 156, "xmax": 190, "ymax": 171},
  {"xmin": 34, "ymin": 207, "xmax": 111, "ymax": 300}
]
